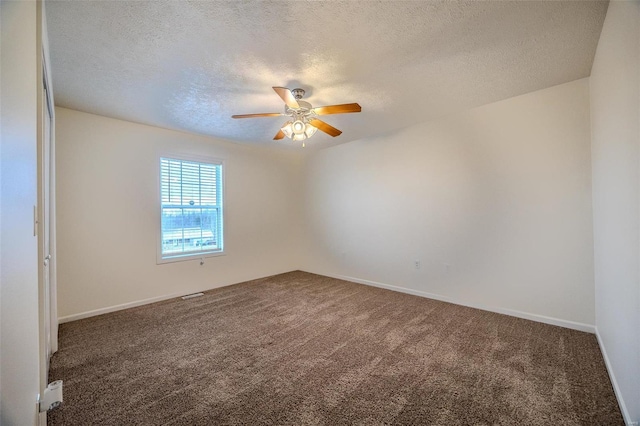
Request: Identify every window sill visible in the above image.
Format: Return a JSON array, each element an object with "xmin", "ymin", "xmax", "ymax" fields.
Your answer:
[{"xmin": 157, "ymin": 250, "xmax": 225, "ymax": 265}]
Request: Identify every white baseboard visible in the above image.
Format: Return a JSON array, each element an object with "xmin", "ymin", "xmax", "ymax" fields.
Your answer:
[
  {"xmin": 58, "ymin": 270, "xmax": 299, "ymax": 324},
  {"xmin": 303, "ymin": 270, "xmax": 596, "ymax": 334},
  {"xmin": 58, "ymin": 292, "xmax": 183, "ymax": 323},
  {"xmin": 62, "ymin": 270, "xmax": 597, "ymax": 333},
  {"xmin": 595, "ymin": 328, "xmax": 635, "ymax": 426}
]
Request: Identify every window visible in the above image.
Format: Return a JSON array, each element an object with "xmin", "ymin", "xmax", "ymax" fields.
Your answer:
[{"xmin": 159, "ymin": 156, "xmax": 223, "ymax": 262}]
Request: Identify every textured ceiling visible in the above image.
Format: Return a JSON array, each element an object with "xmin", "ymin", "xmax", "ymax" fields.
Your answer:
[{"xmin": 46, "ymin": 1, "xmax": 608, "ymax": 149}]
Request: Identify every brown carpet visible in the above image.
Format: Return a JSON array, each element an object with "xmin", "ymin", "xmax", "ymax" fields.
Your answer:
[{"xmin": 48, "ymin": 271, "xmax": 623, "ymax": 425}]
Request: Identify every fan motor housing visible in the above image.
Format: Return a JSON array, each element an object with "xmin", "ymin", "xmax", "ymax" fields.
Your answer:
[{"xmin": 285, "ymin": 100, "xmax": 312, "ymax": 116}]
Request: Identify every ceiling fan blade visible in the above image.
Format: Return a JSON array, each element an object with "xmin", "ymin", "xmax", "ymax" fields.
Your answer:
[
  {"xmin": 313, "ymin": 103, "xmax": 361, "ymax": 115},
  {"xmin": 308, "ymin": 118, "xmax": 342, "ymax": 137},
  {"xmin": 273, "ymin": 87, "xmax": 300, "ymax": 109},
  {"xmin": 232, "ymin": 112, "xmax": 283, "ymax": 119},
  {"xmin": 273, "ymin": 129, "xmax": 285, "ymax": 140}
]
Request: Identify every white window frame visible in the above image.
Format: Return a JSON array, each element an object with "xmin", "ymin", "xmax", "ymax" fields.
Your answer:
[{"xmin": 157, "ymin": 153, "xmax": 225, "ymax": 264}]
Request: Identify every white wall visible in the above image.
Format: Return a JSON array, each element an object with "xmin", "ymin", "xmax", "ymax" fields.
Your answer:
[
  {"xmin": 590, "ymin": 1, "xmax": 640, "ymax": 424},
  {"xmin": 302, "ymin": 78, "xmax": 595, "ymax": 329},
  {"xmin": 55, "ymin": 108, "xmax": 304, "ymax": 319},
  {"xmin": 0, "ymin": 1, "xmax": 42, "ymax": 424}
]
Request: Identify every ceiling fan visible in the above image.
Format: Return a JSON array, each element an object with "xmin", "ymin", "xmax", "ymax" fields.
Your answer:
[{"xmin": 232, "ymin": 87, "xmax": 361, "ymax": 145}]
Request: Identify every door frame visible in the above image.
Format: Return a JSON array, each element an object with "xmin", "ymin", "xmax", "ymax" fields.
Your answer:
[
  {"xmin": 42, "ymin": 48, "xmax": 58, "ymax": 356},
  {"xmin": 37, "ymin": 1, "xmax": 58, "ymax": 422},
  {"xmin": 39, "ymin": 50, "xmax": 57, "ymax": 362}
]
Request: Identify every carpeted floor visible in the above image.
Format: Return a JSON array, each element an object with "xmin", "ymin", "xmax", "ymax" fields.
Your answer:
[{"xmin": 48, "ymin": 271, "xmax": 623, "ymax": 425}]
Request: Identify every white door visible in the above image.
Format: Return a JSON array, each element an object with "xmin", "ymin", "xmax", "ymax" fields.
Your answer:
[
  {"xmin": 39, "ymin": 5, "xmax": 59, "ymax": 423},
  {"xmin": 42, "ymin": 75, "xmax": 53, "ymax": 367},
  {"xmin": 41, "ymin": 52, "xmax": 58, "ymax": 372}
]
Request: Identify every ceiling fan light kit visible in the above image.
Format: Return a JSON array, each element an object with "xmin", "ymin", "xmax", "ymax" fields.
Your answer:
[
  {"xmin": 232, "ymin": 87, "xmax": 361, "ymax": 146},
  {"xmin": 292, "ymin": 120, "xmax": 305, "ymax": 134}
]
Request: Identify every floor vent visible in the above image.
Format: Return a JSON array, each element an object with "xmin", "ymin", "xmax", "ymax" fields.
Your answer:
[{"xmin": 181, "ymin": 293, "xmax": 204, "ymax": 300}]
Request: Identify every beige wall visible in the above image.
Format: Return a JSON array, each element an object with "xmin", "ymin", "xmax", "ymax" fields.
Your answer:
[
  {"xmin": 590, "ymin": 1, "xmax": 640, "ymax": 424},
  {"xmin": 57, "ymin": 80, "xmax": 598, "ymax": 328},
  {"xmin": 302, "ymin": 78, "xmax": 595, "ymax": 329},
  {"xmin": 0, "ymin": 1, "xmax": 41, "ymax": 424},
  {"xmin": 55, "ymin": 107, "xmax": 304, "ymax": 319}
]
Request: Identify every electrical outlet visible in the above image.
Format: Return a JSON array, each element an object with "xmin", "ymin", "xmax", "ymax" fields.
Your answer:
[{"xmin": 414, "ymin": 260, "xmax": 421, "ymax": 269}]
